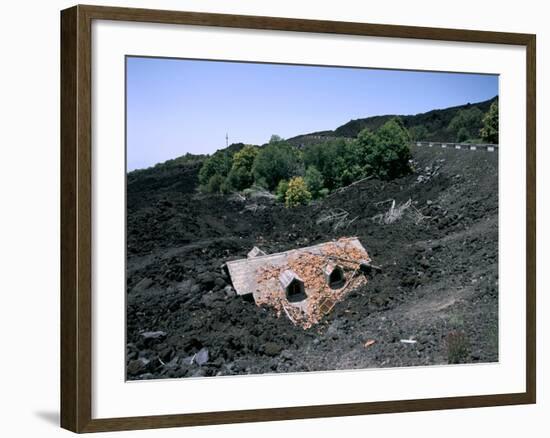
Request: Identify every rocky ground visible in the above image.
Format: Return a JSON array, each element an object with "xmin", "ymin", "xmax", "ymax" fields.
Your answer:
[{"xmin": 126, "ymin": 145, "xmax": 498, "ymax": 380}]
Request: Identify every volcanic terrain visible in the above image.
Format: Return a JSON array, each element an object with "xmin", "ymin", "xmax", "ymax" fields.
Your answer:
[{"xmin": 126, "ymin": 145, "xmax": 498, "ymax": 380}]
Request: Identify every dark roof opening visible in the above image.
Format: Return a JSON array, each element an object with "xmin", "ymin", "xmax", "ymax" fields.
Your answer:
[
  {"xmin": 324, "ymin": 264, "xmax": 345, "ymax": 289},
  {"xmin": 286, "ymin": 279, "xmax": 306, "ymax": 302},
  {"xmin": 279, "ymin": 270, "xmax": 306, "ymax": 302},
  {"xmin": 328, "ymin": 267, "xmax": 345, "ymax": 289}
]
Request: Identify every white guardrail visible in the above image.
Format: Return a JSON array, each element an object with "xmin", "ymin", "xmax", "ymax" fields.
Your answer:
[{"xmin": 413, "ymin": 141, "xmax": 498, "ymax": 152}]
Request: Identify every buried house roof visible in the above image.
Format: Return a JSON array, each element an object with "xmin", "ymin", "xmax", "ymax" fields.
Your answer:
[
  {"xmin": 226, "ymin": 237, "xmax": 372, "ymax": 328},
  {"xmin": 226, "ymin": 238, "xmax": 368, "ymax": 297},
  {"xmin": 247, "ymin": 246, "xmax": 267, "ymax": 258},
  {"xmin": 279, "ymin": 269, "xmax": 304, "ymax": 289}
]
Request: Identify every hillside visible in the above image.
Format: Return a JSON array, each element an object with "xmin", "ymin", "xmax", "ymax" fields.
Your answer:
[{"xmin": 287, "ymin": 96, "xmax": 497, "ymax": 146}]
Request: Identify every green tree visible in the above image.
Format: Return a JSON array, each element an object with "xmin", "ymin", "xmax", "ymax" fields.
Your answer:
[
  {"xmin": 456, "ymin": 127, "xmax": 470, "ymax": 143},
  {"xmin": 408, "ymin": 125, "xmax": 429, "ymax": 141},
  {"xmin": 303, "ymin": 139, "xmax": 360, "ymax": 190},
  {"xmin": 447, "ymin": 107, "xmax": 484, "ymax": 142},
  {"xmin": 252, "ymin": 142, "xmax": 303, "ymax": 190},
  {"xmin": 269, "ymin": 134, "xmax": 284, "ymax": 144},
  {"xmin": 232, "ymin": 145, "xmax": 258, "ymax": 172},
  {"xmin": 339, "ymin": 164, "xmax": 363, "ymax": 187},
  {"xmin": 226, "ymin": 166, "xmax": 251, "ymax": 191},
  {"xmin": 356, "ymin": 118, "xmax": 412, "ymax": 180},
  {"xmin": 304, "ymin": 166, "xmax": 324, "ymax": 198},
  {"xmin": 303, "ymin": 141, "xmax": 339, "ymax": 190},
  {"xmin": 480, "ymin": 101, "xmax": 499, "ymax": 144},
  {"xmin": 198, "ymin": 151, "xmax": 233, "ymax": 188},
  {"xmin": 206, "ymin": 174, "xmax": 225, "ymax": 193},
  {"xmin": 219, "ymin": 178, "xmax": 233, "ymax": 195},
  {"xmin": 285, "ymin": 177, "xmax": 311, "ymax": 208},
  {"xmin": 275, "ymin": 179, "xmax": 289, "ymax": 202},
  {"xmin": 227, "ymin": 145, "xmax": 258, "ymax": 190}
]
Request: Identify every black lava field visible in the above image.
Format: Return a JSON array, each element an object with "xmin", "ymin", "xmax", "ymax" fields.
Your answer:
[{"xmin": 126, "ymin": 145, "xmax": 498, "ymax": 380}]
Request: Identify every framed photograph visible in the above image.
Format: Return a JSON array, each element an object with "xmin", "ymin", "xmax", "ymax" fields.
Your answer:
[{"xmin": 60, "ymin": 4, "xmax": 536, "ymax": 433}]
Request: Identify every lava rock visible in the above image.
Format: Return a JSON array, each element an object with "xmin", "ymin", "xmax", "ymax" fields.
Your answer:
[
  {"xmin": 164, "ymin": 356, "xmax": 180, "ymax": 369},
  {"xmin": 280, "ymin": 350, "xmax": 294, "ymax": 361},
  {"xmin": 127, "ymin": 358, "xmax": 149, "ymax": 376},
  {"xmin": 181, "ymin": 336, "xmax": 202, "ymax": 352},
  {"xmin": 141, "ymin": 331, "xmax": 167, "ymax": 341},
  {"xmin": 168, "ymin": 298, "xmax": 182, "ymax": 312},
  {"xmin": 159, "ymin": 346, "xmax": 174, "ymax": 363},
  {"xmin": 201, "ymin": 292, "xmax": 223, "ymax": 308},
  {"xmin": 264, "ymin": 342, "xmax": 283, "ymax": 357},
  {"xmin": 140, "ymin": 331, "xmax": 167, "ymax": 347},
  {"xmin": 197, "ymin": 272, "xmax": 216, "ymax": 288},
  {"xmin": 214, "ymin": 277, "xmax": 226, "ymax": 289},
  {"xmin": 176, "ymin": 279, "xmax": 194, "ymax": 293},
  {"xmin": 191, "ymin": 368, "xmax": 207, "ymax": 378},
  {"xmin": 223, "ymin": 285, "xmax": 236, "ymax": 297},
  {"xmin": 132, "ymin": 277, "xmax": 153, "ymax": 293},
  {"xmin": 195, "ymin": 348, "xmax": 209, "ymax": 366}
]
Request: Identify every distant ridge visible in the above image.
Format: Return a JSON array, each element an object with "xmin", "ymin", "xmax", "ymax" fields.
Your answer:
[{"xmin": 287, "ymin": 96, "xmax": 498, "ymax": 146}]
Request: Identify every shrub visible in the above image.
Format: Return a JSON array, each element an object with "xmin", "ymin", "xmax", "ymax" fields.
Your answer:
[
  {"xmin": 219, "ymin": 178, "xmax": 233, "ymax": 195},
  {"xmin": 254, "ymin": 177, "xmax": 268, "ymax": 189},
  {"xmin": 304, "ymin": 166, "xmax": 325, "ymax": 198},
  {"xmin": 339, "ymin": 164, "xmax": 363, "ymax": 187},
  {"xmin": 318, "ymin": 188, "xmax": 330, "ymax": 198},
  {"xmin": 356, "ymin": 118, "xmax": 411, "ymax": 180},
  {"xmin": 206, "ymin": 174, "xmax": 225, "ymax": 193},
  {"xmin": 446, "ymin": 330, "xmax": 470, "ymax": 364},
  {"xmin": 456, "ymin": 127, "xmax": 470, "ymax": 143},
  {"xmin": 285, "ymin": 177, "xmax": 311, "ymax": 207},
  {"xmin": 252, "ymin": 141, "xmax": 303, "ymax": 190},
  {"xmin": 275, "ymin": 179, "xmax": 289, "ymax": 202},
  {"xmin": 480, "ymin": 101, "xmax": 499, "ymax": 144}
]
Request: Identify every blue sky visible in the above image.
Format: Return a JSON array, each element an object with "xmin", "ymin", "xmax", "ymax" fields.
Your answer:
[{"xmin": 127, "ymin": 57, "xmax": 498, "ymax": 171}]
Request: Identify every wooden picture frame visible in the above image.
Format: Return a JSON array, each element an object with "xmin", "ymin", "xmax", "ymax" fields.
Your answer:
[{"xmin": 60, "ymin": 4, "xmax": 536, "ymax": 433}]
